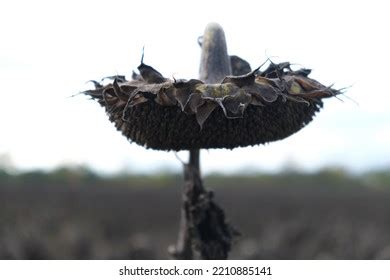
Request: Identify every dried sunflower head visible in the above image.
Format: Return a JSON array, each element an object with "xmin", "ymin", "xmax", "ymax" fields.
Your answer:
[{"xmin": 83, "ymin": 59, "xmax": 340, "ymax": 151}]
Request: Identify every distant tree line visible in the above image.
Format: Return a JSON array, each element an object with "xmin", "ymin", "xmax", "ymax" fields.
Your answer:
[{"xmin": 0, "ymin": 166, "xmax": 389, "ymax": 189}]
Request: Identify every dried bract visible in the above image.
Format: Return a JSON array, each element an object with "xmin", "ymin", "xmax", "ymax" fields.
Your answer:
[{"xmin": 83, "ymin": 61, "xmax": 340, "ymax": 150}]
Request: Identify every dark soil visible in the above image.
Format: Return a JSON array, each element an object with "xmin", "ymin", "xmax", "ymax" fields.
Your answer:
[{"xmin": 1, "ymin": 172, "xmax": 390, "ymax": 259}]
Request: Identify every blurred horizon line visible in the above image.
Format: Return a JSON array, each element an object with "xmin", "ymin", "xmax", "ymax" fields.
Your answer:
[{"xmin": 1, "ymin": 157, "xmax": 389, "ymax": 177}]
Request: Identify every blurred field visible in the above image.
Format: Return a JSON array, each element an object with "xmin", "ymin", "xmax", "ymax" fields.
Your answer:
[{"xmin": 1, "ymin": 167, "xmax": 390, "ymax": 259}]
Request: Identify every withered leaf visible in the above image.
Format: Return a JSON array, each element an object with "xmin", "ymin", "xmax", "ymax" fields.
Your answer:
[
  {"xmin": 221, "ymin": 67, "xmax": 259, "ymax": 87},
  {"xmin": 244, "ymin": 82, "xmax": 279, "ymax": 103},
  {"xmin": 126, "ymin": 93, "xmax": 148, "ymax": 107},
  {"xmin": 261, "ymin": 61, "xmax": 291, "ymax": 78},
  {"xmin": 230, "ymin": 55, "xmax": 252, "ymax": 76},
  {"xmin": 185, "ymin": 93, "xmax": 205, "ymax": 114},
  {"xmin": 195, "ymin": 101, "xmax": 218, "ymax": 128},
  {"xmin": 84, "ymin": 61, "xmax": 339, "ymax": 124},
  {"xmin": 101, "ymin": 75, "xmax": 126, "ymax": 82},
  {"xmin": 87, "ymin": 80, "xmax": 103, "ymax": 89},
  {"xmin": 137, "ymin": 63, "xmax": 166, "ymax": 83},
  {"xmin": 220, "ymin": 88, "xmax": 251, "ymax": 118},
  {"xmin": 291, "ymin": 68, "xmax": 311, "ymax": 77},
  {"xmin": 82, "ymin": 61, "xmax": 341, "ymax": 150},
  {"xmin": 173, "ymin": 79, "xmax": 203, "ymax": 110},
  {"xmin": 112, "ymin": 79, "xmax": 130, "ymax": 102}
]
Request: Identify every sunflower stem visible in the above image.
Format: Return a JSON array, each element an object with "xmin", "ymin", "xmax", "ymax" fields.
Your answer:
[{"xmin": 170, "ymin": 23, "xmax": 236, "ymax": 260}]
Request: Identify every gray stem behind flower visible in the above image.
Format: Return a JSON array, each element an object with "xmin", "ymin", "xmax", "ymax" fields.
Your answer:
[
  {"xmin": 199, "ymin": 22, "xmax": 232, "ymax": 83},
  {"xmin": 171, "ymin": 23, "xmax": 236, "ymax": 260}
]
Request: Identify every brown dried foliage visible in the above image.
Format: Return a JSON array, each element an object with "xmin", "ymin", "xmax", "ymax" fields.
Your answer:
[{"xmin": 83, "ymin": 60, "xmax": 340, "ymax": 151}]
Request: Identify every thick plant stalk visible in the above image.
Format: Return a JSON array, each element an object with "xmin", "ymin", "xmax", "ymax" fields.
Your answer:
[{"xmin": 170, "ymin": 23, "xmax": 236, "ymax": 260}]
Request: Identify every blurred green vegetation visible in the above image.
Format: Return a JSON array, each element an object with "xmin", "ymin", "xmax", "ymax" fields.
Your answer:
[{"xmin": 0, "ymin": 165, "xmax": 389, "ymax": 189}]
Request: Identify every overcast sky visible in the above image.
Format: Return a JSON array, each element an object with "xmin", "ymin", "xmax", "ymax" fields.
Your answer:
[{"xmin": 1, "ymin": 0, "xmax": 389, "ymax": 174}]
